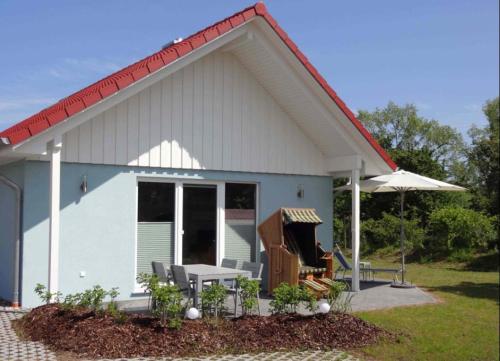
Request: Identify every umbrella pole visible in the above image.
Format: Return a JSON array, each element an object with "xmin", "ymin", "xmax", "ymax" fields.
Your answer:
[
  {"xmin": 391, "ymin": 189, "xmax": 415, "ymax": 288},
  {"xmin": 400, "ymin": 190, "xmax": 405, "ymax": 284}
]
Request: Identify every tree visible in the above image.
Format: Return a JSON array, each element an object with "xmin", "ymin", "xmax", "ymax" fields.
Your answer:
[
  {"xmin": 467, "ymin": 97, "xmax": 499, "ymax": 217},
  {"xmin": 357, "ymin": 102, "xmax": 468, "ymax": 225},
  {"xmin": 334, "ymin": 102, "xmax": 470, "ymax": 254},
  {"xmin": 358, "ymin": 102, "xmax": 466, "ymax": 175}
]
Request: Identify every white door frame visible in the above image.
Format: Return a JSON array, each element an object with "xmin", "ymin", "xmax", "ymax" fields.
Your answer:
[{"xmin": 136, "ymin": 177, "xmax": 226, "ymax": 268}]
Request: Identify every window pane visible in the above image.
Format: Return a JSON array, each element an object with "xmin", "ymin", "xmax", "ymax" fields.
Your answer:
[
  {"xmin": 225, "ymin": 183, "xmax": 256, "ymax": 262},
  {"xmin": 225, "ymin": 183, "xmax": 256, "ymax": 209},
  {"xmin": 138, "ymin": 182, "xmax": 175, "ymax": 222}
]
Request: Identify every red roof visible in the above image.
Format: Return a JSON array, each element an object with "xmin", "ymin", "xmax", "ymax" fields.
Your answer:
[{"xmin": 0, "ymin": 3, "xmax": 396, "ymax": 170}]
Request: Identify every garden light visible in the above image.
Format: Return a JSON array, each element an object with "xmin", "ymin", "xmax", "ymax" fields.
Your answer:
[
  {"xmin": 186, "ymin": 307, "xmax": 200, "ymax": 319},
  {"xmin": 318, "ymin": 302, "xmax": 330, "ymax": 314}
]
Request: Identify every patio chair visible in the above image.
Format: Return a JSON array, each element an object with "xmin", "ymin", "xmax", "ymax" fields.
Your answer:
[
  {"xmin": 170, "ymin": 265, "xmax": 195, "ymax": 305},
  {"xmin": 152, "ymin": 261, "xmax": 171, "ymax": 284},
  {"xmin": 334, "ymin": 246, "xmax": 401, "ymax": 282},
  {"xmin": 238, "ymin": 261, "xmax": 264, "ymax": 315},
  {"xmin": 221, "ymin": 259, "xmax": 263, "ymax": 315},
  {"xmin": 221, "ymin": 258, "xmax": 240, "ymax": 269}
]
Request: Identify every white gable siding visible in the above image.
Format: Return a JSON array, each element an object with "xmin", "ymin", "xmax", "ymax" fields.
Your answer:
[{"xmin": 61, "ymin": 52, "xmax": 326, "ymax": 175}]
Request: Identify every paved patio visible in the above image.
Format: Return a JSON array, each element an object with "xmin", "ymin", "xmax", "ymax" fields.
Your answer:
[{"xmin": 121, "ymin": 278, "xmax": 436, "ymax": 316}]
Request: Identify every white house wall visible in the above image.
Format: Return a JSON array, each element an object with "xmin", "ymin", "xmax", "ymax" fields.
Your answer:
[{"xmin": 61, "ymin": 51, "xmax": 326, "ymax": 176}]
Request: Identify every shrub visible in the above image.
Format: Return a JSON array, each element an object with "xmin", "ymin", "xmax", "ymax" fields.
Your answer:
[
  {"xmin": 235, "ymin": 276, "xmax": 260, "ymax": 316},
  {"xmin": 34, "ymin": 283, "xmax": 62, "ymax": 304},
  {"xmin": 136, "ymin": 273, "xmax": 184, "ymax": 328},
  {"xmin": 106, "ymin": 287, "xmax": 120, "ymax": 316},
  {"xmin": 36, "ymin": 284, "xmax": 121, "ymax": 314},
  {"xmin": 152, "ymin": 284, "xmax": 184, "ymax": 329},
  {"xmin": 136, "ymin": 273, "xmax": 160, "ymax": 310},
  {"xmin": 200, "ymin": 283, "xmax": 227, "ymax": 318},
  {"xmin": 61, "ymin": 293, "xmax": 81, "ymax": 311},
  {"xmin": 326, "ymin": 281, "xmax": 353, "ymax": 313},
  {"xmin": 361, "ymin": 212, "xmax": 425, "ymax": 253},
  {"xmin": 427, "ymin": 206, "xmax": 496, "ymax": 254},
  {"xmin": 79, "ymin": 285, "xmax": 108, "ymax": 311},
  {"xmin": 269, "ymin": 283, "xmax": 317, "ymax": 314}
]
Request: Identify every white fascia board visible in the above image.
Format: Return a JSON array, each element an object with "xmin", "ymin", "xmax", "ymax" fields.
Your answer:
[{"xmin": 9, "ymin": 23, "xmax": 253, "ymax": 156}]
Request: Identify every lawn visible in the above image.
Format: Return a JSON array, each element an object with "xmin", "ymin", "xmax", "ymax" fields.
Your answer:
[{"xmin": 354, "ymin": 255, "xmax": 499, "ymax": 361}]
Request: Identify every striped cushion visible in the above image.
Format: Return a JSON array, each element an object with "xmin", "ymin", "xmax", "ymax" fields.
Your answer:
[{"xmin": 299, "ymin": 266, "xmax": 327, "ymax": 275}]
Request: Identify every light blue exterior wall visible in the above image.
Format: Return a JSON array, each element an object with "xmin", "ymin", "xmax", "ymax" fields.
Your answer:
[
  {"xmin": 0, "ymin": 161, "xmax": 24, "ymax": 302},
  {"xmin": 11, "ymin": 161, "xmax": 333, "ymax": 308}
]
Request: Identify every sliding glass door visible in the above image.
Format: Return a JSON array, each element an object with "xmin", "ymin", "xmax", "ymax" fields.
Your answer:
[
  {"xmin": 182, "ymin": 185, "xmax": 217, "ymax": 265},
  {"xmin": 136, "ymin": 180, "xmax": 257, "ymax": 279}
]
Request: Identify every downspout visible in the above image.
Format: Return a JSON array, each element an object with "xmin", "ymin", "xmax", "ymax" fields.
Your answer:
[{"xmin": 0, "ymin": 174, "xmax": 22, "ymax": 308}]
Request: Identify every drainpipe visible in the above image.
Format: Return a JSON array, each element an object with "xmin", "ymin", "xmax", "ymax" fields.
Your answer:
[{"xmin": 0, "ymin": 174, "xmax": 22, "ymax": 308}]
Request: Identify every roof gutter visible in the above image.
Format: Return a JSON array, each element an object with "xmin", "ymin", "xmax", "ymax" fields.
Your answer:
[{"xmin": 0, "ymin": 174, "xmax": 22, "ymax": 308}]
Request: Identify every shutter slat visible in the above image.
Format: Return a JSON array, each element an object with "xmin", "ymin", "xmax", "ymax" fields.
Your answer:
[{"xmin": 137, "ymin": 222, "xmax": 174, "ymax": 275}]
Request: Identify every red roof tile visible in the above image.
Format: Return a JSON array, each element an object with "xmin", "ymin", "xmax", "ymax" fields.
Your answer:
[{"xmin": 0, "ymin": 3, "xmax": 396, "ymax": 171}]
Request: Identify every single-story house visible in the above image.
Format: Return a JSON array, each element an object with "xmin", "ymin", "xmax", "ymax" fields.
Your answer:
[{"xmin": 0, "ymin": 3, "xmax": 396, "ymax": 308}]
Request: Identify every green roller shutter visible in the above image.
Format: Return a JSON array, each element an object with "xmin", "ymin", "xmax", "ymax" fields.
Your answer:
[
  {"xmin": 137, "ymin": 222, "xmax": 174, "ymax": 275},
  {"xmin": 225, "ymin": 220, "xmax": 256, "ymax": 262}
]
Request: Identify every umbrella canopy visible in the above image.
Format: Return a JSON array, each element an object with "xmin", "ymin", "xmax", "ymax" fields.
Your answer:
[
  {"xmin": 335, "ymin": 170, "xmax": 467, "ymax": 193},
  {"xmin": 335, "ymin": 169, "xmax": 466, "ymax": 287}
]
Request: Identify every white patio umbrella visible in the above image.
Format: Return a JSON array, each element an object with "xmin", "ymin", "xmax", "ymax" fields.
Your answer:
[{"xmin": 336, "ymin": 170, "xmax": 466, "ymax": 288}]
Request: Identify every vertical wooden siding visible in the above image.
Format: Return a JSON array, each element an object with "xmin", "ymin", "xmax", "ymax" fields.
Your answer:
[{"xmin": 62, "ymin": 52, "xmax": 326, "ymax": 175}]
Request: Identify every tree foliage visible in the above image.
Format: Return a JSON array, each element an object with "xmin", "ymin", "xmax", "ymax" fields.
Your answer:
[
  {"xmin": 467, "ymin": 97, "xmax": 499, "ymax": 217},
  {"xmin": 334, "ymin": 99, "xmax": 499, "ymax": 260}
]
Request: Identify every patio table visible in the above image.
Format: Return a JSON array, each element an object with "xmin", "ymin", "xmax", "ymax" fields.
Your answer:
[{"xmin": 184, "ymin": 264, "xmax": 251, "ymax": 307}]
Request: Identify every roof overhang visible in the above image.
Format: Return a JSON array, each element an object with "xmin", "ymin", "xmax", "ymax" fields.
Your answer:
[{"xmin": 0, "ymin": 3, "xmax": 395, "ymax": 175}]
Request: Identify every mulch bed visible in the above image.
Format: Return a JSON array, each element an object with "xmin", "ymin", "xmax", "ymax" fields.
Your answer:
[{"xmin": 15, "ymin": 304, "xmax": 391, "ymax": 359}]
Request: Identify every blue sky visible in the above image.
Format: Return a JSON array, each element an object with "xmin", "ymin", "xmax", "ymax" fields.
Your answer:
[{"xmin": 0, "ymin": 1, "xmax": 498, "ymax": 138}]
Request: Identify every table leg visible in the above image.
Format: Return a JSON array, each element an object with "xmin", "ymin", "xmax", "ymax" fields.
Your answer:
[{"xmin": 194, "ymin": 277, "xmax": 203, "ymax": 308}]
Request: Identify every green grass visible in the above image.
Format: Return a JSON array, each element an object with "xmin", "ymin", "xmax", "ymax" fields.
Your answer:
[{"xmin": 352, "ymin": 255, "xmax": 499, "ymax": 361}]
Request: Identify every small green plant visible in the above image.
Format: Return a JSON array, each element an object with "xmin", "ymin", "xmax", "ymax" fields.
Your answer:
[
  {"xmin": 78, "ymin": 285, "xmax": 108, "ymax": 311},
  {"xmin": 326, "ymin": 281, "xmax": 352, "ymax": 313},
  {"xmin": 137, "ymin": 272, "xmax": 160, "ymax": 310},
  {"xmin": 61, "ymin": 293, "xmax": 81, "ymax": 311},
  {"xmin": 302, "ymin": 287, "xmax": 317, "ymax": 313},
  {"xmin": 36, "ymin": 283, "xmax": 121, "ymax": 314},
  {"xmin": 269, "ymin": 282, "xmax": 316, "ymax": 314},
  {"xmin": 136, "ymin": 273, "xmax": 184, "ymax": 329},
  {"xmin": 106, "ymin": 287, "xmax": 120, "ymax": 316},
  {"xmin": 34, "ymin": 283, "xmax": 61, "ymax": 304},
  {"xmin": 152, "ymin": 283, "xmax": 184, "ymax": 329},
  {"xmin": 200, "ymin": 283, "xmax": 227, "ymax": 318},
  {"xmin": 236, "ymin": 275, "xmax": 260, "ymax": 315}
]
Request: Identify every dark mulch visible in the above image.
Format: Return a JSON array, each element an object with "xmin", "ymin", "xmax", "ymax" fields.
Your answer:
[{"xmin": 15, "ymin": 304, "xmax": 391, "ymax": 359}]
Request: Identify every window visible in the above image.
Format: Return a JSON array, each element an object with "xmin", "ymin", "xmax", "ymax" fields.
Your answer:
[
  {"xmin": 138, "ymin": 182, "xmax": 175, "ymax": 222},
  {"xmin": 225, "ymin": 183, "xmax": 256, "ymax": 210},
  {"xmin": 136, "ymin": 181, "xmax": 175, "ymax": 276},
  {"xmin": 224, "ymin": 183, "xmax": 257, "ymax": 262}
]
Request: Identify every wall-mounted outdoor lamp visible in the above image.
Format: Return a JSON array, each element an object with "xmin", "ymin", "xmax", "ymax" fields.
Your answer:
[
  {"xmin": 297, "ymin": 184, "xmax": 304, "ymax": 199},
  {"xmin": 80, "ymin": 175, "xmax": 88, "ymax": 193}
]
